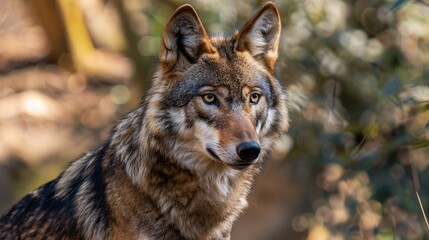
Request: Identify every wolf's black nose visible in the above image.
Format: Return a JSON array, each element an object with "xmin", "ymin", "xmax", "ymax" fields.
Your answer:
[{"xmin": 236, "ymin": 141, "xmax": 261, "ymax": 162}]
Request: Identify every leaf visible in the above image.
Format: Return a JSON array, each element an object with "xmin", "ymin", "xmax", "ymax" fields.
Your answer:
[
  {"xmin": 413, "ymin": 140, "xmax": 429, "ymax": 149},
  {"xmin": 382, "ymin": 76, "xmax": 403, "ymax": 96},
  {"xmin": 390, "ymin": 0, "xmax": 410, "ymax": 11},
  {"xmin": 425, "ymin": 121, "xmax": 429, "ymax": 131}
]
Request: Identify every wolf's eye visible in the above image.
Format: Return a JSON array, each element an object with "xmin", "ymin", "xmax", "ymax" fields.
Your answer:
[
  {"xmin": 202, "ymin": 93, "xmax": 217, "ymax": 105},
  {"xmin": 250, "ymin": 93, "xmax": 261, "ymax": 104}
]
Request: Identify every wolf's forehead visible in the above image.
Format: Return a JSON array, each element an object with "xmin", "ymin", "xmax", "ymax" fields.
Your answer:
[
  {"xmin": 201, "ymin": 59, "xmax": 251, "ymax": 85},
  {"xmin": 164, "ymin": 59, "xmax": 269, "ymax": 107}
]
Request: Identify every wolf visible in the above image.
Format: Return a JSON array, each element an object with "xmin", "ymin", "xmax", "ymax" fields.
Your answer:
[{"xmin": 0, "ymin": 2, "xmax": 289, "ymax": 239}]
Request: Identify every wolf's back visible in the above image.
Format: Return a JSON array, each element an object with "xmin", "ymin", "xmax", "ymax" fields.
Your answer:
[
  {"xmin": 0, "ymin": 145, "xmax": 111, "ymax": 239},
  {"xmin": 0, "ymin": 179, "xmax": 83, "ymax": 239}
]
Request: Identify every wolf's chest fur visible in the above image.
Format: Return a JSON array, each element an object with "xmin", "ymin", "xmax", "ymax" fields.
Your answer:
[
  {"xmin": 106, "ymin": 144, "xmax": 258, "ymax": 239},
  {"xmin": 0, "ymin": 2, "xmax": 289, "ymax": 240}
]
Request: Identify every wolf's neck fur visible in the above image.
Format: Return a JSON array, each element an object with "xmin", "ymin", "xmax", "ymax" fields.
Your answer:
[{"xmin": 107, "ymin": 102, "xmax": 259, "ymax": 239}]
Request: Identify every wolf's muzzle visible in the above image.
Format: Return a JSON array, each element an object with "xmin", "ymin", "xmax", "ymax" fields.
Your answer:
[{"xmin": 236, "ymin": 141, "xmax": 260, "ymax": 162}]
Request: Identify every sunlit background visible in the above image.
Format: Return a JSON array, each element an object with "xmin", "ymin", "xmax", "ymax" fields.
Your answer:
[{"xmin": 1, "ymin": 0, "xmax": 429, "ymax": 239}]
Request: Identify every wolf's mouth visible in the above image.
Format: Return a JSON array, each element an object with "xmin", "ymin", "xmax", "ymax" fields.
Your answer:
[
  {"xmin": 228, "ymin": 163, "xmax": 253, "ymax": 170},
  {"xmin": 206, "ymin": 148, "xmax": 254, "ymax": 170}
]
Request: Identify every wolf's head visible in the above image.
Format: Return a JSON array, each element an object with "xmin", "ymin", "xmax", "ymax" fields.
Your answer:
[{"xmin": 146, "ymin": 2, "xmax": 289, "ymax": 171}]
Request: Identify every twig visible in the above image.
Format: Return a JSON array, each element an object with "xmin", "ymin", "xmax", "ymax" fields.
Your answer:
[
  {"xmin": 331, "ymin": 81, "xmax": 336, "ymax": 111},
  {"xmin": 410, "ymin": 150, "xmax": 429, "ymax": 233},
  {"xmin": 415, "ymin": 191, "xmax": 429, "ymax": 232}
]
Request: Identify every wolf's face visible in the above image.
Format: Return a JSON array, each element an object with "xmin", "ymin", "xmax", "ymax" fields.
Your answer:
[{"xmin": 147, "ymin": 3, "xmax": 289, "ymax": 170}]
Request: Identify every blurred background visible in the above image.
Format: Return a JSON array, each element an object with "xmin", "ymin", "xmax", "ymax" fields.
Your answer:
[{"xmin": 0, "ymin": 0, "xmax": 428, "ymax": 239}]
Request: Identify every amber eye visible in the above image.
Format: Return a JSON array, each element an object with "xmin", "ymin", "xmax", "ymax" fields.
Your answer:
[
  {"xmin": 250, "ymin": 93, "xmax": 261, "ymax": 104},
  {"xmin": 202, "ymin": 93, "xmax": 217, "ymax": 105}
]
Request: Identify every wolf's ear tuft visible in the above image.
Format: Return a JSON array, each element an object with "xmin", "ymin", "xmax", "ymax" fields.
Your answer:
[
  {"xmin": 160, "ymin": 4, "xmax": 215, "ymax": 71},
  {"xmin": 235, "ymin": 2, "xmax": 281, "ymax": 72}
]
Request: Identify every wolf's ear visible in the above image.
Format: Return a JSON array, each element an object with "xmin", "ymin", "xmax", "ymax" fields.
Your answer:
[
  {"xmin": 160, "ymin": 4, "xmax": 216, "ymax": 71},
  {"xmin": 235, "ymin": 2, "xmax": 281, "ymax": 72}
]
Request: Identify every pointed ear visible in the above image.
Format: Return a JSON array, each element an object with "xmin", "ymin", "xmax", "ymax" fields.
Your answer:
[
  {"xmin": 235, "ymin": 2, "xmax": 281, "ymax": 72},
  {"xmin": 160, "ymin": 4, "xmax": 216, "ymax": 71}
]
